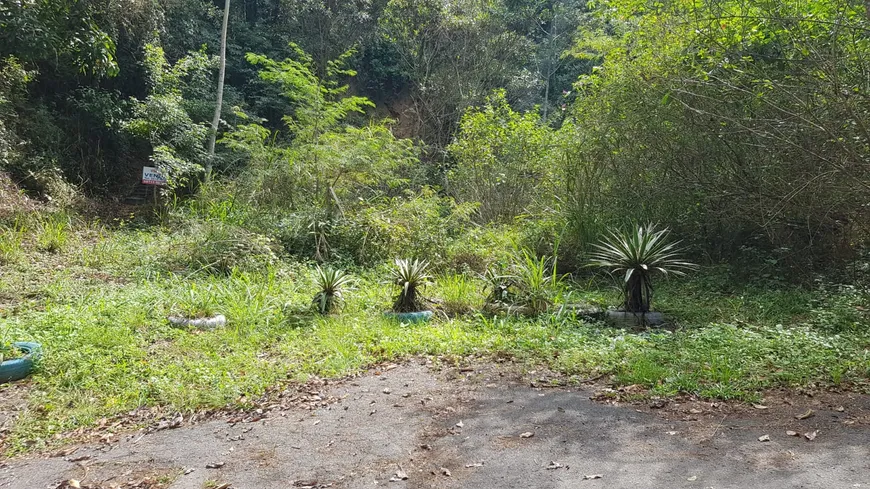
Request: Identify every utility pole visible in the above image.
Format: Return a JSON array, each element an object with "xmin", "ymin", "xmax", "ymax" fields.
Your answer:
[{"xmin": 206, "ymin": 0, "xmax": 231, "ymax": 180}]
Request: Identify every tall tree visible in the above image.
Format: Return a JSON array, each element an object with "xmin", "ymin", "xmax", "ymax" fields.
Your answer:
[{"xmin": 206, "ymin": 0, "xmax": 231, "ymax": 178}]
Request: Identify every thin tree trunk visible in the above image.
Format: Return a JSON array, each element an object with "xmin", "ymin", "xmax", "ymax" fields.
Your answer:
[{"xmin": 206, "ymin": 0, "xmax": 231, "ymax": 180}]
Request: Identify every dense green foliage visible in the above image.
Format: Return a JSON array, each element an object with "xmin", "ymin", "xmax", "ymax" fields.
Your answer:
[
  {"xmin": 0, "ymin": 214, "xmax": 868, "ymax": 455},
  {"xmin": 2, "ymin": 0, "xmax": 870, "ymax": 456},
  {"xmin": 2, "ymin": 0, "xmax": 868, "ymax": 268}
]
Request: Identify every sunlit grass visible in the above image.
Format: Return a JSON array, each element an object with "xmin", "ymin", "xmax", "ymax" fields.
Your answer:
[{"xmin": 1, "ymin": 217, "xmax": 869, "ymax": 455}]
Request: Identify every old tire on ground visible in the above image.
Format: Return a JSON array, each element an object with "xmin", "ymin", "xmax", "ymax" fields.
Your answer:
[
  {"xmin": 0, "ymin": 342, "xmax": 42, "ymax": 384},
  {"xmin": 384, "ymin": 311, "xmax": 434, "ymax": 324}
]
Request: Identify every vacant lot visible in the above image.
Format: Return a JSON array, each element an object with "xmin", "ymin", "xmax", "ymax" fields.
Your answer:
[
  {"xmin": 3, "ymin": 363, "xmax": 869, "ymax": 488},
  {"xmin": 1, "ymin": 213, "xmax": 869, "ymax": 459}
]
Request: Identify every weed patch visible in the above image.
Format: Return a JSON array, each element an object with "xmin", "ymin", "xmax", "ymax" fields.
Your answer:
[{"xmin": 1, "ymin": 219, "xmax": 869, "ymax": 455}]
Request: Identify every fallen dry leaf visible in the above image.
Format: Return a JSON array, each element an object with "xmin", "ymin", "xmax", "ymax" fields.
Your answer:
[
  {"xmin": 805, "ymin": 430, "xmax": 818, "ymax": 441},
  {"xmin": 752, "ymin": 404, "xmax": 769, "ymax": 410},
  {"xmin": 796, "ymin": 409, "xmax": 815, "ymax": 420},
  {"xmin": 393, "ymin": 467, "xmax": 408, "ymax": 480},
  {"xmin": 546, "ymin": 461, "xmax": 563, "ymax": 470},
  {"xmin": 205, "ymin": 462, "xmax": 225, "ymax": 469},
  {"xmin": 687, "ymin": 476, "xmax": 697, "ymax": 481},
  {"xmin": 758, "ymin": 434, "xmax": 771, "ymax": 442},
  {"xmin": 583, "ymin": 474, "xmax": 603, "ymax": 480},
  {"xmin": 519, "ymin": 432, "xmax": 534, "ymax": 438},
  {"xmin": 786, "ymin": 430, "xmax": 799, "ymax": 437},
  {"xmin": 292, "ymin": 480, "xmax": 320, "ymax": 488},
  {"xmin": 52, "ymin": 447, "xmax": 79, "ymax": 458},
  {"xmin": 465, "ymin": 462, "xmax": 484, "ymax": 468}
]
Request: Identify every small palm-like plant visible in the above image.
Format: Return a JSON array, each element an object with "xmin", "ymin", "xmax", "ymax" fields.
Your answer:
[
  {"xmin": 589, "ymin": 224, "xmax": 697, "ymax": 313},
  {"xmin": 391, "ymin": 259, "xmax": 431, "ymax": 312},
  {"xmin": 511, "ymin": 249, "xmax": 562, "ymax": 314},
  {"xmin": 312, "ymin": 266, "xmax": 355, "ymax": 314},
  {"xmin": 482, "ymin": 267, "xmax": 514, "ymax": 305}
]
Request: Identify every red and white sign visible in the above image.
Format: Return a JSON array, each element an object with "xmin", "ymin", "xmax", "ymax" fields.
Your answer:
[{"xmin": 142, "ymin": 166, "xmax": 167, "ymax": 186}]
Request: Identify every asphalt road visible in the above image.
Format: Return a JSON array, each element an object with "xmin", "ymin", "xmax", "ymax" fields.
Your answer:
[{"xmin": 2, "ymin": 363, "xmax": 868, "ymax": 489}]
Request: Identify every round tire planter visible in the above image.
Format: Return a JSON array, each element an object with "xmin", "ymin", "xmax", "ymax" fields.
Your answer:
[
  {"xmin": 0, "ymin": 342, "xmax": 42, "ymax": 384},
  {"xmin": 605, "ymin": 310, "xmax": 665, "ymax": 328},
  {"xmin": 384, "ymin": 310, "xmax": 433, "ymax": 324}
]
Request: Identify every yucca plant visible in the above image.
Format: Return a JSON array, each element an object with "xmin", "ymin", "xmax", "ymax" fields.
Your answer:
[
  {"xmin": 312, "ymin": 266, "xmax": 355, "ymax": 314},
  {"xmin": 482, "ymin": 267, "xmax": 515, "ymax": 305},
  {"xmin": 391, "ymin": 258, "xmax": 432, "ymax": 312},
  {"xmin": 589, "ymin": 223, "xmax": 697, "ymax": 313}
]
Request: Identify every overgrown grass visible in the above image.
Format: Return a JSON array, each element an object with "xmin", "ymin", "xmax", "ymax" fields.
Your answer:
[{"xmin": 1, "ymin": 216, "xmax": 869, "ymax": 455}]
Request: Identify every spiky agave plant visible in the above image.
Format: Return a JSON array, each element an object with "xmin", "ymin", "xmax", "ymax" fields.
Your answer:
[
  {"xmin": 391, "ymin": 259, "xmax": 432, "ymax": 312},
  {"xmin": 312, "ymin": 266, "xmax": 355, "ymax": 314},
  {"xmin": 588, "ymin": 224, "xmax": 697, "ymax": 313},
  {"xmin": 482, "ymin": 267, "xmax": 515, "ymax": 305}
]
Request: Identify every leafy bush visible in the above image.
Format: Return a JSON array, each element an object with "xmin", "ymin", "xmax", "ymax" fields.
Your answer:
[
  {"xmin": 0, "ymin": 56, "xmax": 30, "ymax": 172},
  {"xmin": 123, "ymin": 45, "xmax": 212, "ymax": 189},
  {"xmin": 333, "ymin": 189, "xmax": 476, "ymax": 266},
  {"xmin": 446, "ymin": 224, "xmax": 520, "ymax": 273},
  {"xmin": 166, "ymin": 221, "xmax": 278, "ymax": 275},
  {"xmin": 509, "ymin": 249, "xmax": 566, "ymax": 314},
  {"xmin": 448, "ymin": 90, "xmax": 556, "ymax": 223}
]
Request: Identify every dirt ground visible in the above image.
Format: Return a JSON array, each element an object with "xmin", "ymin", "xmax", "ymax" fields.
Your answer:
[{"xmin": 1, "ymin": 360, "xmax": 869, "ymax": 489}]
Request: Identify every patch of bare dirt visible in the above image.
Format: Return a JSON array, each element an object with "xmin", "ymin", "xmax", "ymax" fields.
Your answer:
[
  {"xmin": 52, "ymin": 466, "xmax": 178, "ymax": 489},
  {"xmin": 0, "ymin": 382, "xmax": 30, "ymax": 443},
  {"xmin": 0, "ymin": 173, "xmax": 40, "ymax": 218}
]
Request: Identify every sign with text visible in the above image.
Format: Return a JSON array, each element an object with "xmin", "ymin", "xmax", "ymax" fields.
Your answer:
[{"xmin": 142, "ymin": 166, "xmax": 167, "ymax": 186}]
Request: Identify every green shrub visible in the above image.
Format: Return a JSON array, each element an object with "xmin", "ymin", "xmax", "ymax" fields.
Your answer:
[
  {"xmin": 433, "ymin": 274, "xmax": 481, "ymax": 317},
  {"xmin": 447, "ymin": 90, "xmax": 556, "ymax": 223},
  {"xmin": 36, "ymin": 215, "xmax": 70, "ymax": 253},
  {"xmin": 333, "ymin": 189, "xmax": 476, "ymax": 266},
  {"xmin": 509, "ymin": 249, "xmax": 566, "ymax": 314},
  {"xmin": 165, "ymin": 221, "xmax": 278, "ymax": 275},
  {"xmin": 446, "ymin": 224, "xmax": 520, "ymax": 273}
]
